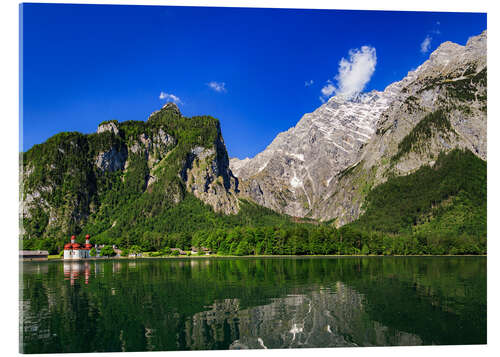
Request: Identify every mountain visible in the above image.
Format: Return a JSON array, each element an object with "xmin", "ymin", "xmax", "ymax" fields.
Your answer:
[
  {"xmin": 21, "ymin": 104, "xmax": 279, "ymax": 250},
  {"xmin": 230, "ymin": 30, "xmax": 487, "ymax": 226},
  {"xmin": 230, "ymin": 90, "xmax": 396, "ymax": 218},
  {"xmin": 21, "ymin": 31, "xmax": 487, "ymax": 254}
]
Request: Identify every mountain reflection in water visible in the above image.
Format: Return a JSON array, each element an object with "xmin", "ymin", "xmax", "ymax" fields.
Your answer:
[
  {"xmin": 190, "ymin": 284, "xmax": 422, "ymax": 350},
  {"xmin": 20, "ymin": 257, "xmax": 486, "ymax": 353}
]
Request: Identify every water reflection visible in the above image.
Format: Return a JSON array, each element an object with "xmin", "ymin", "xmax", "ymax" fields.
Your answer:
[
  {"xmin": 187, "ymin": 283, "xmax": 422, "ymax": 349},
  {"xmin": 63, "ymin": 261, "xmax": 92, "ymax": 285},
  {"xmin": 20, "ymin": 257, "xmax": 486, "ymax": 353}
]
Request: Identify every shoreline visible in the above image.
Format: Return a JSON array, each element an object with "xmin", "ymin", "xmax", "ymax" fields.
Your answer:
[{"xmin": 29, "ymin": 254, "xmax": 487, "ymax": 262}]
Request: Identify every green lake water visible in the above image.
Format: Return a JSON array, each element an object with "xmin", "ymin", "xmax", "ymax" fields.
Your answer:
[{"xmin": 20, "ymin": 256, "xmax": 486, "ymax": 353}]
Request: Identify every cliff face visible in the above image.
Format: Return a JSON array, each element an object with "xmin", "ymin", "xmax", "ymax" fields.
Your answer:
[
  {"xmin": 230, "ymin": 90, "xmax": 395, "ymax": 218},
  {"xmin": 21, "ymin": 103, "xmax": 239, "ymax": 243},
  {"xmin": 181, "ymin": 131, "xmax": 240, "ymax": 215},
  {"xmin": 230, "ymin": 31, "xmax": 487, "ymax": 225}
]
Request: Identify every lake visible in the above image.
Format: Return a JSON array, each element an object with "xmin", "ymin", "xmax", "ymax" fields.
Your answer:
[{"xmin": 20, "ymin": 256, "xmax": 486, "ymax": 353}]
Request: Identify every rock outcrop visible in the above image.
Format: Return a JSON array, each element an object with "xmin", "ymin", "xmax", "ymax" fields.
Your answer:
[
  {"xmin": 181, "ymin": 130, "xmax": 240, "ymax": 215},
  {"xmin": 97, "ymin": 121, "xmax": 119, "ymax": 135},
  {"xmin": 95, "ymin": 146, "xmax": 127, "ymax": 172}
]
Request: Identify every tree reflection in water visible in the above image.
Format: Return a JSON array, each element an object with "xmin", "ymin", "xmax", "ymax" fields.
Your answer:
[{"xmin": 20, "ymin": 257, "xmax": 486, "ymax": 353}]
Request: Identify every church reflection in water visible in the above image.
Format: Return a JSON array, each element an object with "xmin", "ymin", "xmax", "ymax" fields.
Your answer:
[
  {"xmin": 63, "ymin": 261, "xmax": 92, "ymax": 285},
  {"xmin": 62, "ymin": 260, "xmax": 125, "ymax": 286}
]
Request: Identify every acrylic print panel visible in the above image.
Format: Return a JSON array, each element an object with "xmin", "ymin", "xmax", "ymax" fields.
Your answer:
[{"xmin": 19, "ymin": 2, "xmax": 487, "ymax": 354}]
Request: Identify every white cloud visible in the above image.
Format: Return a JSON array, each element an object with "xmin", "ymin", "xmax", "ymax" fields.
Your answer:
[
  {"xmin": 207, "ymin": 81, "xmax": 227, "ymax": 93},
  {"xmin": 159, "ymin": 91, "xmax": 182, "ymax": 104},
  {"xmin": 431, "ymin": 21, "xmax": 441, "ymax": 35},
  {"xmin": 305, "ymin": 79, "xmax": 314, "ymax": 87},
  {"xmin": 319, "ymin": 82, "xmax": 336, "ymax": 103},
  {"xmin": 320, "ymin": 46, "xmax": 377, "ymax": 102},
  {"xmin": 421, "ymin": 21, "xmax": 441, "ymax": 54},
  {"xmin": 420, "ymin": 35, "xmax": 432, "ymax": 54},
  {"xmin": 336, "ymin": 46, "xmax": 377, "ymax": 98},
  {"xmin": 321, "ymin": 82, "xmax": 335, "ymax": 96}
]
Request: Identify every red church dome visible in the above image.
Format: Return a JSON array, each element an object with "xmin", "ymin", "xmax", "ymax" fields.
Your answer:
[
  {"xmin": 64, "ymin": 243, "xmax": 72, "ymax": 250},
  {"xmin": 72, "ymin": 243, "xmax": 81, "ymax": 249},
  {"xmin": 84, "ymin": 243, "xmax": 93, "ymax": 249},
  {"xmin": 85, "ymin": 234, "xmax": 90, "ymax": 239}
]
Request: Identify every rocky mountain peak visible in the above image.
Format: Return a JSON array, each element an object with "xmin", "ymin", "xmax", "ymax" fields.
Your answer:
[
  {"xmin": 97, "ymin": 121, "xmax": 119, "ymax": 135},
  {"xmin": 430, "ymin": 41, "xmax": 463, "ymax": 61},
  {"xmin": 161, "ymin": 102, "xmax": 181, "ymax": 116},
  {"xmin": 410, "ymin": 31, "xmax": 486, "ymax": 84},
  {"xmin": 230, "ymin": 79, "xmax": 398, "ymax": 217},
  {"xmin": 147, "ymin": 102, "xmax": 181, "ymax": 121},
  {"xmin": 231, "ymin": 30, "xmax": 487, "ymax": 223},
  {"xmin": 466, "ymin": 29, "xmax": 487, "ymax": 49}
]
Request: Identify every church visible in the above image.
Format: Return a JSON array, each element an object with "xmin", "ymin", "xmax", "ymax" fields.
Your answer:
[{"xmin": 63, "ymin": 234, "xmax": 93, "ymax": 260}]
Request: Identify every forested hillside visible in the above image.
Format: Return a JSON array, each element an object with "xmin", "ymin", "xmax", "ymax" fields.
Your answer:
[{"xmin": 190, "ymin": 149, "xmax": 486, "ymax": 256}]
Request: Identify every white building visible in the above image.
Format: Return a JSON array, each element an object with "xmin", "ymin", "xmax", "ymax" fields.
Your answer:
[{"xmin": 63, "ymin": 235, "xmax": 93, "ymax": 260}]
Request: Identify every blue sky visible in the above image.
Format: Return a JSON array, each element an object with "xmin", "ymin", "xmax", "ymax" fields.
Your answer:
[{"xmin": 20, "ymin": 3, "xmax": 486, "ymax": 158}]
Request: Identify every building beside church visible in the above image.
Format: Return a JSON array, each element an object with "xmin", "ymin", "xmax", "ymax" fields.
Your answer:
[
  {"xmin": 63, "ymin": 235, "xmax": 94, "ymax": 260},
  {"xmin": 19, "ymin": 250, "xmax": 49, "ymax": 261}
]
